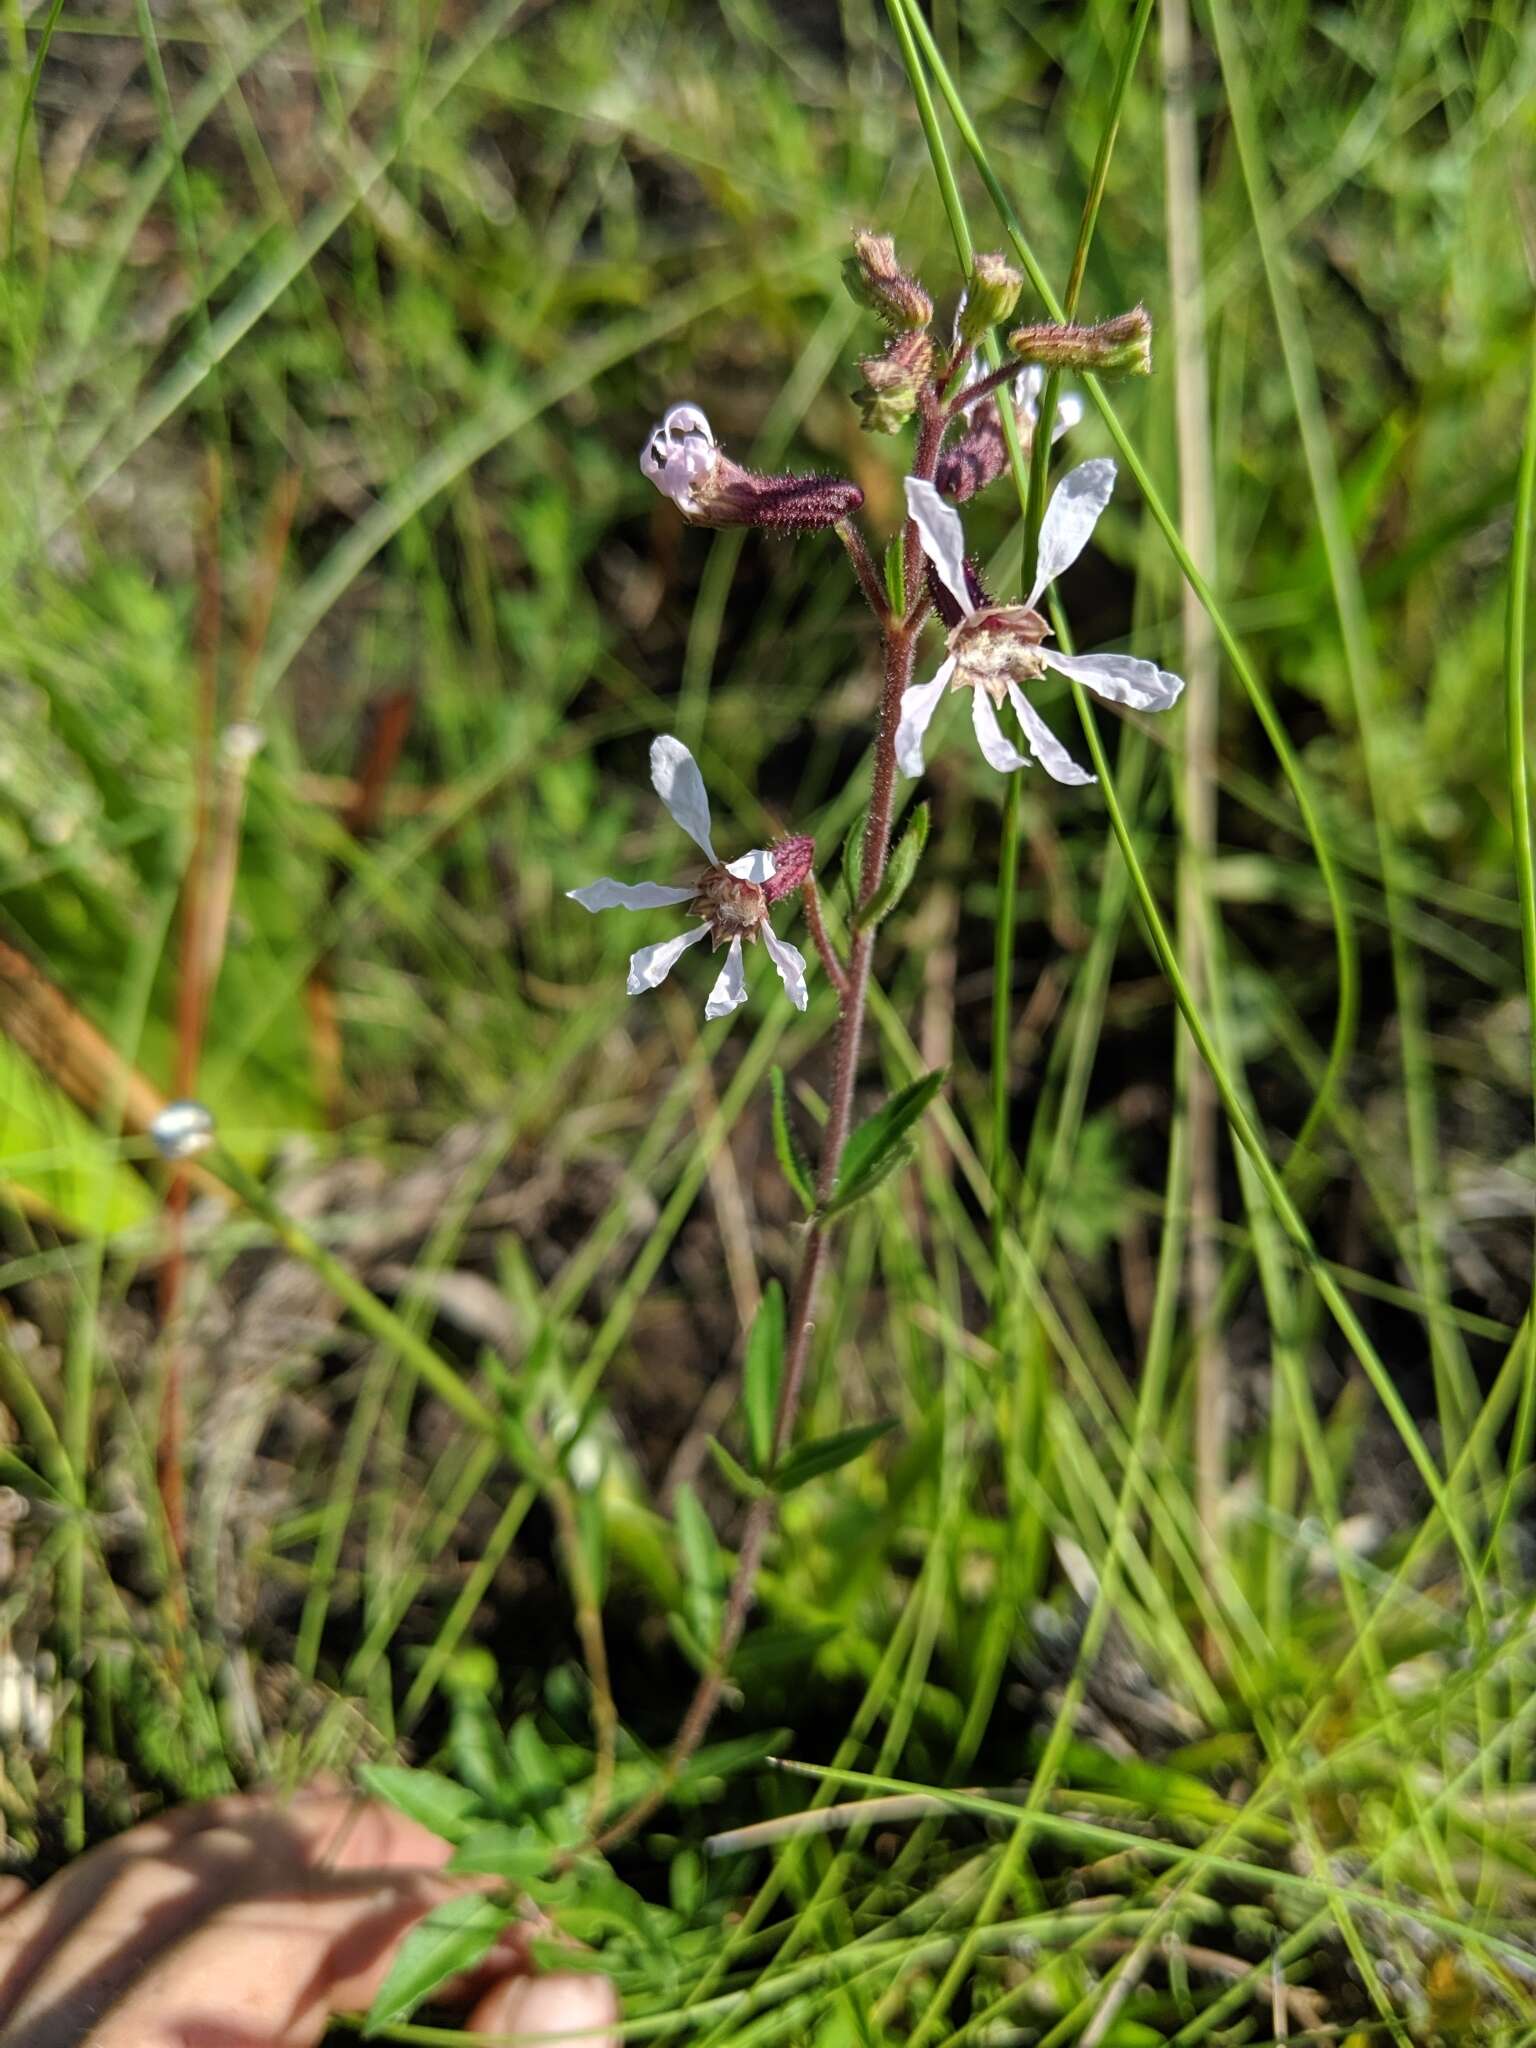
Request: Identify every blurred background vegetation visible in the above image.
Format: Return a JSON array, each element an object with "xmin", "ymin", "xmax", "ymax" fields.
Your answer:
[{"xmin": 2, "ymin": 0, "xmax": 1536, "ymax": 2038}]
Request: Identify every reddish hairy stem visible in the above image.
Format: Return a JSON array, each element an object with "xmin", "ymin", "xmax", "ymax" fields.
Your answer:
[
  {"xmin": 801, "ymin": 876, "xmax": 849, "ymax": 998},
  {"xmin": 837, "ymin": 517, "xmax": 889, "ymax": 621},
  {"xmin": 589, "ymin": 404, "xmax": 949, "ymax": 1860},
  {"xmin": 943, "ymin": 357, "xmax": 1019, "ymax": 418}
]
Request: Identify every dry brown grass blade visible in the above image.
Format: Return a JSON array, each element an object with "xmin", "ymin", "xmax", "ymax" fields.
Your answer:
[{"xmin": 0, "ymin": 933, "xmax": 172, "ymax": 1145}]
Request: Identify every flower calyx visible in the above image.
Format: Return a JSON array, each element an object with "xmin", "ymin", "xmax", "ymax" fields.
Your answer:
[
  {"xmin": 690, "ymin": 863, "xmax": 771, "ymax": 949},
  {"xmin": 947, "ymin": 603, "xmax": 1051, "ymax": 707},
  {"xmin": 1008, "ymin": 307, "xmax": 1153, "ymax": 379},
  {"xmin": 854, "ymin": 331, "xmax": 934, "ymax": 435},
  {"xmin": 842, "ymin": 229, "xmax": 933, "ymax": 333},
  {"xmin": 953, "ymin": 253, "xmax": 1023, "ymax": 353},
  {"xmin": 641, "ymin": 404, "xmax": 863, "ymax": 532}
]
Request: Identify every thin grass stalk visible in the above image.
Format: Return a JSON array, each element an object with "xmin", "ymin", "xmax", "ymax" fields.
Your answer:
[
  {"xmin": 1488, "ymin": 314, "xmax": 1536, "ymax": 1571},
  {"xmin": 892, "ymin": 0, "xmax": 1361, "ymax": 1184},
  {"xmin": 1203, "ymin": 0, "xmax": 1485, "ymax": 1508},
  {"xmin": 1161, "ymin": 0, "xmax": 1230, "ymax": 1654}
]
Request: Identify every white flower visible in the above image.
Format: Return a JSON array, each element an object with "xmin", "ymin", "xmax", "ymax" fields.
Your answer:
[
  {"xmin": 895, "ymin": 461, "xmax": 1185, "ymax": 787},
  {"xmin": 957, "ymin": 355, "xmax": 1082, "ymax": 445},
  {"xmin": 1013, "ymin": 362, "xmax": 1085, "ymax": 445},
  {"xmin": 568, "ymin": 736, "xmax": 809, "ymax": 1021},
  {"xmin": 639, "ymin": 405, "xmax": 719, "ymax": 517}
]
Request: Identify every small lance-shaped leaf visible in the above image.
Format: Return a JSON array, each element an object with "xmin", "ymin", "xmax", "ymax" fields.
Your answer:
[
  {"xmin": 772, "ymin": 1418, "xmax": 897, "ymax": 1494},
  {"xmin": 854, "ymin": 802, "xmax": 929, "ymax": 931},
  {"xmin": 743, "ymin": 1280, "xmax": 785, "ymax": 1472},
  {"xmin": 674, "ymin": 1482, "xmax": 722, "ymax": 1653},
  {"xmin": 822, "ymin": 1137, "xmax": 918, "ymax": 1217},
  {"xmin": 841, "ymin": 806, "xmax": 869, "ymax": 908},
  {"xmin": 820, "ymin": 1068, "xmax": 947, "ymax": 1219},
  {"xmin": 448, "ymin": 1822, "xmax": 551, "ymax": 1884},
  {"xmin": 363, "ymin": 1893, "xmax": 511, "ymax": 2034},
  {"xmin": 358, "ymin": 1765, "xmax": 482, "ymax": 1843},
  {"xmin": 884, "ymin": 534, "xmax": 907, "ymax": 616},
  {"xmin": 769, "ymin": 1067, "xmax": 815, "ymax": 1213},
  {"xmin": 707, "ymin": 1433, "xmax": 770, "ymax": 1499}
]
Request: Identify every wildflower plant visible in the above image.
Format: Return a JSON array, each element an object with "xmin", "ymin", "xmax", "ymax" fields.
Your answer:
[{"xmin": 576, "ymin": 229, "xmax": 1185, "ymax": 1850}]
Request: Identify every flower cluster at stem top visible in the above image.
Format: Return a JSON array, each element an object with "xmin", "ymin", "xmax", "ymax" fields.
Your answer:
[{"xmin": 580, "ymin": 233, "xmax": 1184, "ymax": 1026}]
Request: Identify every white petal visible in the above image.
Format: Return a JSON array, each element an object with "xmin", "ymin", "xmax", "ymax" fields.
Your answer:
[
  {"xmin": 640, "ymin": 404, "xmax": 718, "ymax": 513},
  {"xmin": 568, "ymin": 879, "xmax": 697, "ymax": 913},
  {"xmin": 1044, "ymin": 648, "xmax": 1185, "ymax": 712},
  {"xmin": 971, "ymin": 687, "xmax": 1027, "ymax": 773},
  {"xmin": 1027, "ymin": 458, "xmax": 1116, "ymax": 609},
  {"xmin": 763, "ymin": 926, "xmax": 809, "ymax": 1012},
  {"xmin": 1014, "ymin": 363, "xmax": 1045, "ymax": 420},
  {"xmin": 627, "ymin": 924, "xmax": 709, "ymax": 995},
  {"xmin": 1005, "ymin": 681, "xmax": 1096, "ymax": 786},
  {"xmin": 904, "ymin": 478, "xmax": 973, "ymax": 617},
  {"xmin": 704, "ymin": 936, "xmax": 750, "ymax": 1020},
  {"xmin": 894, "ymin": 658, "xmax": 955, "ymax": 779},
  {"xmin": 650, "ymin": 735, "xmax": 718, "ymax": 862},
  {"xmin": 724, "ymin": 847, "xmax": 775, "ymax": 884},
  {"xmin": 1052, "ymin": 393, "xmax": 1084, "ymax": 443},
  {"xmin": 661, "ymin": 402, "xmax": 713, "ymax": 443}
]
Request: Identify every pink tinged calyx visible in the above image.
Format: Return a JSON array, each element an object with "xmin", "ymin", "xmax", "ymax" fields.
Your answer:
[{"xmin": 763, "ymin": 833, "xmax": 814, "ymax": 904}]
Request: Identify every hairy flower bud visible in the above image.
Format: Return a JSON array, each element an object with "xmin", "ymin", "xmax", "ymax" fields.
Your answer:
[
  {"xmin": 936, "ymin": 401, "xmax": 1010, "ymax": 503},
  {"xmin": 1008, "ymin": 307, "xmax": 1153, "ymax": 378},
  {"xmin": 925, "ymin": 555, "xmax": 991, "ymax": 630},
  {"xmin": 763, "ymin": 834, "xmax": 814, "ymax": 905},
  {"xmin": 954, "ymin": 253, "xmax": 1023, "ymax": 352},
  {"xmin": 641, "ymin": 404, "xmax": 862, "ymax": 532},
  {"xmin": 842, "ymin": 229, "xmax": 933, "ymax": 332},
  {"xmin": 854, "ymin": 331, "xmax": 934, "ymax": 434}
]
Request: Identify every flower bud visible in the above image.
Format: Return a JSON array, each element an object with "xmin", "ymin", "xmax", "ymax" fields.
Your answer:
[
  {"xmin": 1008, "ymin": 307, "xmax": 1153, "ymax": 378},
  {"xmin": 954, "ymin": 253, "xmax": 1023, "ymax": 351},
  {"xmin": 763, "ymin": 834, "xmax": 814, "ymax": 905},
  {"xmin": 936, "ymin": 401, "xmax": 1010, "ymax": 503},
  {"xmin": 854, "ymin": 331, "xmax": 934, "ymax": 435},
  {"xmin": 842, "ymin": 229, "xmax": 932, "ymax": 332},
  {"xmin": 925, "ymin": 555, "xmax": 991, "ymax": 630},
  {"xmin": 641, "ymin": 404, "xmax": 862, "ymax": 532}
]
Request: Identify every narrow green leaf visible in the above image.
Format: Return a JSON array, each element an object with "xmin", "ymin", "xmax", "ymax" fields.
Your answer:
[
  {"xmin": 448, "ymin": 1822, "xmax": 550, "ymax": 1884},
  {"xmin": 707, "ymin": 1434, "xmax": 770, "ymax": 1500},
  {"xmin": 821, "ymin": 1068, "xmax": 946, "ymax": 1218},
  {"xmin": 819, "ymin": 1138, "xmax": 917, "ymax": 1219},
  {"xmin": 363, "ymin": 1893, "xmax": 510, "ymax": 2033},
  {"xmin": 743, "ymin": 1280, "xmax": 786, "ymax": 1471},
  {"xmin": 674, "ymin": 1482, "xmax": 722, "ymax": 1651},
  {"xmin": 358, "ymin": 1765, "xmax": 482, "ymax": 1844},
  {"xmin": 855, "ymin": 801, "xmax": 929, "ymax": 930},
  {"xmin": 508, "ymin": 1715, "xmax": 561, "ymax": 1798},
  {"xmin": 772, "ymin": 1418, "xmax": 897, "ymax": 1494},
  {"xmin": 769, "ymin": 1067, "xmax": 815, "ymax": 1213},
  {"xmin": 841, "ymin": 806, "xmax": 869, "ymax": 907},
  {"xmin": 884, "ymin": 534, "xmax": 907, "ymax": 616}
]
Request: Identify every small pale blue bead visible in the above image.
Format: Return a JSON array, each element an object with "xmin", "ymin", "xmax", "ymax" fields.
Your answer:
[{"xmin": 149, "ymin": 1099, "xmax": 217, "ymax": 1161}]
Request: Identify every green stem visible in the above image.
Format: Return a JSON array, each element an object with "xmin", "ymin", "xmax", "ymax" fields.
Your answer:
[{"xmin": 1487, "ymin": 312, "xmax": 1536, "ymax": 1571}]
